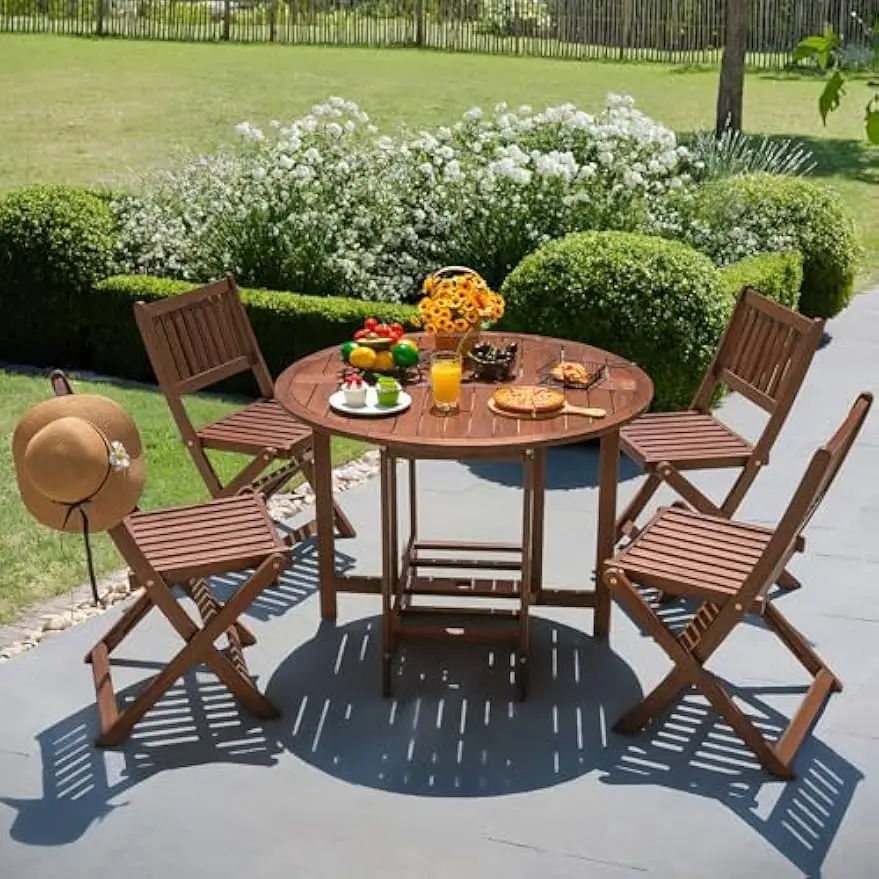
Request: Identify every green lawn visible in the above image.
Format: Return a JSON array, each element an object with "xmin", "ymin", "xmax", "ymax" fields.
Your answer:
[
  {"xmin": 0, "ymin": 35, "xmax": 876, "ymax": 622},
  {"xmin": 0, "ymin": 35, "xmax": 876, "ymax": 285},
  {"xmin": 0, "ymin": 369, "xmax": 365, "ymax": 624}
]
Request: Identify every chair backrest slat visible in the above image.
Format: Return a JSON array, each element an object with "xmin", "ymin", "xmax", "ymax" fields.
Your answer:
[
  {"xmin": 135, "ymin": 275, "xmax": 276, "ymax": 411},
  {"xmin": 742, "ymin": 392, "xmax": 873, "ymax": 602},
  {"xmin": 690, "ymin": 287, "xmax": 826, "ymax": 466},
  {"xmin": 712, "ymin": 288, "xmax": 825, "ymax": 414}
]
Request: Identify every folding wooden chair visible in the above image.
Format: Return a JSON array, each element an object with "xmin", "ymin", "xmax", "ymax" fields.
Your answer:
[
  {"xmin": 603, "ymin": 392, "xmax": 872, "ymax": 779},
  {"xmin": 133, "ymin": 275, "xmax": 355, "ymax": 539},
  {"xmin": 616, "ymin": 288, "xmax": 825, "ymax": 593},
  {"xmin": 50, "ymin": 372, "xmax": 290, "ymax": 747}
]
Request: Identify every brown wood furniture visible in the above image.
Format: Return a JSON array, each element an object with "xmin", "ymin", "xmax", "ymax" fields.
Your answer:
[
  {"xmin": 603, "ymin": 392, "xmax": 873, "ymax": 778},
  {"xmin": 275, "ymin": 332, "xmax": 653, "ymax": 697},
  {"xmin": 616, "ymin": 287, "xmax": 825, "ymax": 593},
  {"xmin": 52, "ymin": 371, "xmax": 290, "ymax": 747},
  {"xmin": 133, "ymin": 274, "xmax": 354, "ymax": 539}
]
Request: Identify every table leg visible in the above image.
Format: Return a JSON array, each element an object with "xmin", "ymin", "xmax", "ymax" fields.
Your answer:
[
  {"xmin": 313, "ymin": 429, "xmax": 338, "ymax": 621},
  {"xmin": 530, "ymin": 447, "xmax": 547, "ymax": 599},
  {"xmin": 594, "ymin": 428, "xmax": 620, "ymax": 639},
  {"xmin": 519, "ymin": 449, "xmax": 535, "ymax": 699},
  {"xmin": 380, "ymin": 449, "xmax": 395, "ymax": 696}
]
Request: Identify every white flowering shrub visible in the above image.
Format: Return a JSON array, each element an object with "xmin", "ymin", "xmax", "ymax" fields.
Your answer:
[
  {"xmin": 390, "ymin": 95, "xmax": 694, "ymax": 287},
  {"xmin": 113, "ymin": 93, "xmax": 695, "ymax": 302},
  {"xmin": 114, "ymin": 98, "xmax": 410, "ymax": 301},
  {"xmin": 479, "ymin": 0, "xmax": 552, "ymax": 36},
  {"xmin": 645, "ymin": 189, "xmax": 800, "ymax": 268}
]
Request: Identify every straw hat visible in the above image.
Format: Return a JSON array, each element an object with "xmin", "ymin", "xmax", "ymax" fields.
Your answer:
[{"xmin": 12, "ymin": 394, "xmax": 146, "ymax": 533}]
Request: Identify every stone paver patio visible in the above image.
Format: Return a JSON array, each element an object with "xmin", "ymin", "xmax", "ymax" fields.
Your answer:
[{"xmin": 1, "ymin": 291, "xmax": 878, "ymax": 879}]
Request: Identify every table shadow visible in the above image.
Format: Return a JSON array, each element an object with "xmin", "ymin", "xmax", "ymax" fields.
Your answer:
[
  {"xmin": 464, "ymin": 443, "xmax": 642, "ymax": 491},
  {"xmin": 265, "ymin": 614, "xmax": 641, "ymax": 797}
]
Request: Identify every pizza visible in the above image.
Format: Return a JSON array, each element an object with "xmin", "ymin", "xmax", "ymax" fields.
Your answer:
[
  {"xmin": 492, "ymin": 386, "xmax": 566, "ymax": 416},
  {"xmin": 550, "ymin": 361, "xmax": 592, "ymax": 385}
]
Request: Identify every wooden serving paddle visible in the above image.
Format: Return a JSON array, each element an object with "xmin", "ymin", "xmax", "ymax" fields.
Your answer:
[{"xmin": 488, "ymin": 399, "xmax": 607, "ymax": 421}]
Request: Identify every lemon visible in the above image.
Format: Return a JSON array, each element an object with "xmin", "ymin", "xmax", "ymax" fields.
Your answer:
[
  {"xmin": 348, "ymin": 346, "xmax": 377, "ymax": 370},
  {"xmin": 373, "ymin": 350, "xmax": 395, "ymax": 372}
]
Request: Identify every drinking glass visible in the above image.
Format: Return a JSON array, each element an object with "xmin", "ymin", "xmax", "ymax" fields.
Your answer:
[{"xmin": 430, "ymin": 351, "xmax": 463, "ymax": 414}]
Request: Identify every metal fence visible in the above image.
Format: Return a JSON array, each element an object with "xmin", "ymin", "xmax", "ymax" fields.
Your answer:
[{"xmin": 1, "ymin": 0, "xmax": 877, "ymax": 67}]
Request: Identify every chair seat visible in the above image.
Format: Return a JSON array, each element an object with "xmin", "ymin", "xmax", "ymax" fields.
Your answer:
[
  {"xmin": 197, "ymin": 400, "xmax": 312, "ymax": 456},
  {"xmin": 125, "ymin": 494, "xmax": 288, "ymax": 582},
  {"xmin": 620, "ymin": 411, "xmax": 753, "ymax": 468},
  {"xmin": 610, "ymin": 506, "xmax": 773, "ymax": 603}
]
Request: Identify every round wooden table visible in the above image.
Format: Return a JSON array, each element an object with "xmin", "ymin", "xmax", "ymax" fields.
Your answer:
[{"xmin": 275, "ymin": 332, "xmax": 653, "ymax": 696}]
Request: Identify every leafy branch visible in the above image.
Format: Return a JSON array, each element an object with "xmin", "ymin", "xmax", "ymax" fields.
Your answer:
[{"xmin": 793, "ymin": 16, "xmax": 879, "ymax": 145}]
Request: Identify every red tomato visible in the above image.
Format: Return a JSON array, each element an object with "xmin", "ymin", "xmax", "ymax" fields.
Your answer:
[
  {"xmin": 353, "ymin": 329, "xmax": 367, "ymax": 340},
  {"xmin": 390, "ymin": 322, "xmax": 404, "ymax": 336},
  {"xmin": 364, "ymin": 317, "xmax": 378, "ymax": 331},
  {"xmin": 376, "ymin": 325, "xmax": 392, "ymax": 338}
]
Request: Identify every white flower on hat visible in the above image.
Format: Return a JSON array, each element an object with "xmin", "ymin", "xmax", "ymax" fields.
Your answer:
[{"xmin": 108, "ymin": 441, "xmax": 131, "ymax": 472}]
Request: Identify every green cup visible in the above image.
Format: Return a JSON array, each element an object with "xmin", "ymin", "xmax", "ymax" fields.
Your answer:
[{"xmin": 375, "ymin": 376, "xmax": 402, "ymax": 407}]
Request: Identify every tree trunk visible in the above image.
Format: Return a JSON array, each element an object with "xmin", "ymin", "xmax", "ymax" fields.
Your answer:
[{"xmin": 715, "ymin": 0, "xmax": 750, "ymax": 135}]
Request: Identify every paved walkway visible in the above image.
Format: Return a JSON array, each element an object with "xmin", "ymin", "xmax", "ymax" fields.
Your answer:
[{"xmin": 1, "ymin": 292, "xmax": 878, "ymax": 878}]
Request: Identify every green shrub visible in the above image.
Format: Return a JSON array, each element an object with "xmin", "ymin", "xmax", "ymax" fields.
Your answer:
[
  {"xmin": 689, "ymin": 174, "xmax": 860, "ymax": 319},
  {"xmin": 87, "ymin": 275, "xmax": 417, "ymax": 384},
  {"xmin": 720, "ymin": 251, "xmax": 804, "ymax": 309},
  {"xmin": 501, "ymin": 232, "xmax": 732, "ymax": 411},
  {"xmin": 0, "ymin": 185, "xmax": 115, "ymax": 367}
]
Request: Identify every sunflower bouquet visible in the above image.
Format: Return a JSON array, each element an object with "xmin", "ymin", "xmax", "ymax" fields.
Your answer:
[{"xmin": 411, "ymin": 267, "xmax": 505, "ymax": 347}]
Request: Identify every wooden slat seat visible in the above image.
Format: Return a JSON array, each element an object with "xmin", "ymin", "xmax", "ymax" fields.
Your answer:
[
  {"xmin": 48, "ymin": 371, "xmax": 291, "ymax": 748},
  {"xmin": 126, "ymin": 494, "xmax": 287, "ymax": 582},
  {"xmin": 612, "ymin": 506, "xmax": 771, "ymax": 603},
  {"xmin": 616, "ymin": 288, "xmax": 824, "ymax": 543},
  {"xmin": 604, "ymin": 393, "xmax": 873, "ymax": 779},
  {"xmin": 133, "ymin": 275, "xmax": 354, "ymax": 539},
  {"xmin": 615, "ymin": 288, "xmax": 825, "ymax": 598},
  {"xmin": 197, "ymin": 400, "xmax": 312, "ymax": 455},
  {"xmin": 621, "ymin": 412, "xmax": 753, "ymax": 468}
]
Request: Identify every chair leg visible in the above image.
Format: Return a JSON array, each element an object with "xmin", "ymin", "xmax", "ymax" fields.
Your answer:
[
  {"xmin": 185, "ymin": 578, "xmax": 258, "ymax": 649},
  {"xmin": 614, "ymin": 667, "xmax": 689, "ymax": 734},
  {"xmin": 615, "ymin": 471, "xmax": 661, "ymax": 543},
  {"xmin": 762, "ymin": 603, "xmax": 841, "ymax": 688},
  {"xmin": 93, "ymin": 555, "xmax": 286, "ymax": 747},
  {"xmin": 604, "ymin": 567, "xmax": 799, "ymax": 779},
  {"xmin": 84, "ymin": 589, "xmax": 154, "ymax": 663},
  {"xmin": 776, "ymin": 570, "xmax": 802, "ymax": 591}
]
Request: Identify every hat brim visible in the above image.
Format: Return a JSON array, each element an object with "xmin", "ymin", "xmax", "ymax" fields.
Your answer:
[{"xmin": 13, "ymin": 394, "xmax": 146, "ymax": 533}]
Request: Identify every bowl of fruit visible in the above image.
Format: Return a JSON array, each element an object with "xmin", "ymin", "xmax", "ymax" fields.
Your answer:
[
  {"xmin": 341, "ymin": 317, "xmax": 422, "ymax": 378},
  {"xmin": 467, "ymin": 340, "xmax": 518, "ymax": 382}
]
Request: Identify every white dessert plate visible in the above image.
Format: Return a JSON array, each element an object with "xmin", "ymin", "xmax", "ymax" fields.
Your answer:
[{"xmin": 329, "ymin": 386, "xmax": 412, "ymax": 417}]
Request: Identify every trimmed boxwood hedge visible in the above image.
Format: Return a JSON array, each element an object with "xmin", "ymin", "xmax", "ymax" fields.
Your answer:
[
  {"xmin": 0, "ymin": 184, "xmax": 116, "ymax": 367},
  {"xmin": 689, "ymin": 174, "xmax": 860, "ymax": 319},
  {"xmin": 719, "ymin": 251, "xmax": 804, "ymax": 309},
  {"xmin": 501, "ymin": 231, "xmax": 732, "ymax": 411},
  {"xmin": 85, "ymin": 275, "xmax": 416, "ymax": 384}
]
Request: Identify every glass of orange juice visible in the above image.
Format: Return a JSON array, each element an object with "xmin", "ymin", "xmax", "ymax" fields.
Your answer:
[{"xmin": 430, "ymin": 351, "xmax": 463, "ymax": 414}]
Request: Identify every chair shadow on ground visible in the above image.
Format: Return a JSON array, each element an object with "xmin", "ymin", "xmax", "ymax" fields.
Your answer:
[
  {"xmin": 211, "ymin": 538, "xmax": 357, "ymax": 624},
  {"xmin": 599, "ymin": 686, "xmax": 861, "ymax": 878},
  {"xmin": 265, "ymin": 614, "xmax": 641, "ymax": 796},
  {"xmin": 3, "ymin": 611, "xmax": 861, "ymax": 875},
  {"xmin": 0, "ymin": 670, "xmax": 283, "ymax": 846},
  {"xmin": 464, "ymin": 442, "xmax": 643, "ymax": 491}
]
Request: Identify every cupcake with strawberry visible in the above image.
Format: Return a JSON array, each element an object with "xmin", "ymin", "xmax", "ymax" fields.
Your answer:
[{"xmin": 340, "ymin": 371, "xmax": 368, "ymax": 408}]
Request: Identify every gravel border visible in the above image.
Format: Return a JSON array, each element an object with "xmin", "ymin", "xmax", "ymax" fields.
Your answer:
[{"xmin": 0, "ymin": 449, "xmax": 380, "ymax": 662}]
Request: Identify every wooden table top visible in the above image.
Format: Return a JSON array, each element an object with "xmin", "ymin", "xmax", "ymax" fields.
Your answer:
[{"xmin": 274, "ymin": 332, "xmax": 654, "ymax": 457}]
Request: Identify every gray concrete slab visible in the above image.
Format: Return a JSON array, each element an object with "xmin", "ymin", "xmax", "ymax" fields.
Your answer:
[{"xmin": 2, "ymin": 292, "xmax": 879, "ymax": 879}]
